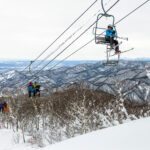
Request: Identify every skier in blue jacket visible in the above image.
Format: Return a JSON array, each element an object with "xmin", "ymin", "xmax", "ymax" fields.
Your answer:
[
  {"xmin": 0, "ymin": 102, "xmax": 4, "ymax": 113},
  {"xmin": 28, "ymin": 82, "xmax": 35, "ymax": 97},
  {"xmin": 105, "ymin": 24, "xmax": 120, "ymax": 54}
]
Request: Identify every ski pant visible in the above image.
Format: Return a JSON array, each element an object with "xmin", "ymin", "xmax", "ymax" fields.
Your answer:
[
  {"xmin": 36, "ymin": 89, "xmax": 40, "ymax": 97},
  {"xmin": 105, "ymin": 37, "xmax": 119, "ymax": 51},
  {"xmin": 28, "ymin": 91, "xmax": 35, "ymax": 97},
  {"xmin": 0, "ymin": 107, "xmax": 4, "ymax": 113}
]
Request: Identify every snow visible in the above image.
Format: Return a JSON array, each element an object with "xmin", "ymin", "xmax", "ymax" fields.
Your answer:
[
  {"xmin": 44, "ymin": 117, "xmax": 150, "ymax": 150},
  {"xmin": 5, "ymin": 70, "xmax": 15, "ymax": 79},
  {"xmin": 0, "ymin": 129, "xmax": 36, "ymax": 150},
  {"xmin": 146, "ymin": 69, "xmax": 150, "ymax": 79},
  {"xmin": 0, "ymin": 117, "xmax": 150, "ymax": 150},
  {"xmin": 0, "ymin": 129, "xmax": 14, "ymax": 149},
  {"xmin": 0, "ymin": 76, "xmax": 4, "ymax": 81}
]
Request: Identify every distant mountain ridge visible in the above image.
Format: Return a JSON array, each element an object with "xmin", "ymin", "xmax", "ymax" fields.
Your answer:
[
  {"xmin": 0, "ymin": 58, "xmax": 150, "ymax": 72},
  {"xmin": 0, "ymin": 60, "xmax": 150, "ymax": 103},
  {"xmin": 0, "ymin": 60, "xmax": 98, "ymax": 72}
]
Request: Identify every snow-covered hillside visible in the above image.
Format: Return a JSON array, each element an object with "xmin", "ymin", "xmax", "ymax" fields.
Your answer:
[
  {"xmin": 1, "ymin": 117, "xmax": 150, "ymax": 150},
  {"xmin": 1, "ymin": 60, "xmax": 150, "ymax": 103},
  {"xmin": 44, "ymin": 117, "xmax": 150, "ymax": 150}
]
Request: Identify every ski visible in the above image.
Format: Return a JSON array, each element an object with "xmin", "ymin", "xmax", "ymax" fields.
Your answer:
[{"xmin": 110, "ymin": 48, "xmax": 134, "ymax": 57}]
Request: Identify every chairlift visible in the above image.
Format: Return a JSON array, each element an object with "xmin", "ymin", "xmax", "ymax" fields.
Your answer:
[{"xmin": 94, "ymin": 0, "xmax": 133, "ymax": 66}]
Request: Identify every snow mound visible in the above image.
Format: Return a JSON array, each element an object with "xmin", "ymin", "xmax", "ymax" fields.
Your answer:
[
  {"xmin": 0, "ymin": 129, "xmax": 14, "ymax": 150},
  {"xmin": 5, "ymin": 70, "xmax": 15, "ymax": 79},
  {"xmin": 0, "ymin": 117, "xmax": 150, "ymax": 150},
  {"xmin": 46, "ymin": 117, "xmax": 150, "ymax": 150}
]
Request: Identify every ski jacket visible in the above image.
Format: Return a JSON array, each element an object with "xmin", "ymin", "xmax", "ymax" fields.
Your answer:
[
  {"xmin": 36, "ymin": 85, "xmax": 40, "ymax": 90},
  {"xmin": 28, "ymin": 84, "xmax": 35, "ymax": 92},
  {"xmin": 33, "ymin": 83, "xmax": 38, "ymax": 88},
  {"xmin": 106, "ymin": 29, "xmax": 116, "ymax": 39},
  {"xmin": 0, "ymin": 104, "xmax": 3, "ymax": 108},
  {"xmin": 3, "ymin": 102, "xmax": 7, "ymax": 108}
]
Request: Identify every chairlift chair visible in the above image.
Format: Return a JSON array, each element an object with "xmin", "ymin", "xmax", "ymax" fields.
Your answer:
[
  {"xmin": 93, "ymin": 0, "xmax": 121, "ymax": 66},
  {"xmin": 94, "ymin": 13, "xmax": 120, "ymax": 66}
]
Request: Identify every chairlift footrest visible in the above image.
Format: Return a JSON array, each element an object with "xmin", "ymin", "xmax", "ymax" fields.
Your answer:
[{"xmin": 103, "ymin": 61, "xmax": 119, "ymax": 66}]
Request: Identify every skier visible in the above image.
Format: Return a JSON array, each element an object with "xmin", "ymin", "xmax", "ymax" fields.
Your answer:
[
  {"xmin": 28, "ymin": 82, "xmax": 35, "ymax": 97},
  {"xmin": 33, "ymin": 82, "xmax": 40, "ymax": 97},
  {"xmin": 36, "ymin": 85, "xmax": 41, "ymax": 97},
  {"xmin": 0, "ymin": 102, "xmax": 4, "ymax": 113},
  {"xmin": 3, "ymin": 102, "xmax": 9, "ymax": 112},
  {"xmin": 33, "ymin": 81, "xmax": 38, "ymax": 89},
  {"xmin": 105, "ymin": 24, "xmax": 121, "ymax": 54}
]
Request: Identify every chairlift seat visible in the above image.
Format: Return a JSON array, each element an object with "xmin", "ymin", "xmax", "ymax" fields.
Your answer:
[
  {"xmin": 96, "ymin": 37, "xmax": 110, "ymax": 45},
  {"xmin": 103, "ymin": 60, "xmax": 119, "ymax": 66}
]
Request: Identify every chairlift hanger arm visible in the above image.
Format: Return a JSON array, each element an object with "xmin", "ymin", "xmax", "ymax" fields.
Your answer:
[
  {"xmin": 95, "ymin": 13, "xmax": 116, "ymax": 43},
  {"xmin": 97, "ymin": 13, "xmax": 115, "ymax": 20},
  {"xmin": 101, "ymin": 0, "xmax": 120, "ymax": 15},
  {"xmin": 98, "ymin": 0, "xmax": 120, "ymax": 27}
]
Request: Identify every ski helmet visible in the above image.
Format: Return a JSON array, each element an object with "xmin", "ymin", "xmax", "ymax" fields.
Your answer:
[{"xmin": 108, "ymin": 24, "xmax": 113, "ymax": 28}]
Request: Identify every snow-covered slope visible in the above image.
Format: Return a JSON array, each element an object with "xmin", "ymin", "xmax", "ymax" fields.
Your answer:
[
  {"xmin": 0, "ymin": 129, "xmax": 32, "ymax": 150},
  {"xmin": 0, "ymin": 129, "xmax": 14, "ymax": 150},
  {"xmin": 1, "ymin": 117, "xmax": 150, "ymax": 150},
  {"xmin": 44, "ymin": 117, "xmax": 150, "ymax": 150}
]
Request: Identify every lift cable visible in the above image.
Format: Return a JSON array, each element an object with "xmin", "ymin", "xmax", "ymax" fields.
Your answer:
[
  {"xmin": 20, "ymin": 0, "xmax": 149, "ymax": 87},
  {"xmin": 21, "ymin": 0, "xmax": 98, "ymax": 72},
  {"xmin": 47, "ymin": 0, "xmax": 150, "ymax": 71},
  {"xmin": 32, "ymin": 0, "xmax": 115, "ymax": 70},
  {"xmin": 34, "ymin": 0, "xmax": 120, "ymax": 75},
  {"xmin": 33, "ymin": 9, "xmax": 101, "ymax": 69},
  {"xmin": 18, "ymin": 0, "xmax": 118, "ymax": 87},
  {"xmin": 48, "ymin": 39, "xmax": 94, "ymax": 71},
  {"xmin": 115, "ymin": 0, "xmax": 150, "ymax": 25}
]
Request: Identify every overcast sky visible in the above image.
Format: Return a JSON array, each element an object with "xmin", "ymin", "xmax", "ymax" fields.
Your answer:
[{"xmin": 0, "ymin": 0, "xmax": 149, "ymax": 60}]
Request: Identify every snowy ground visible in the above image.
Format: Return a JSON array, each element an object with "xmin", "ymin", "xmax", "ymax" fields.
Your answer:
[{"xmin": 0, "ymin": 117, "xmax": 150, "ymax": 150}]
